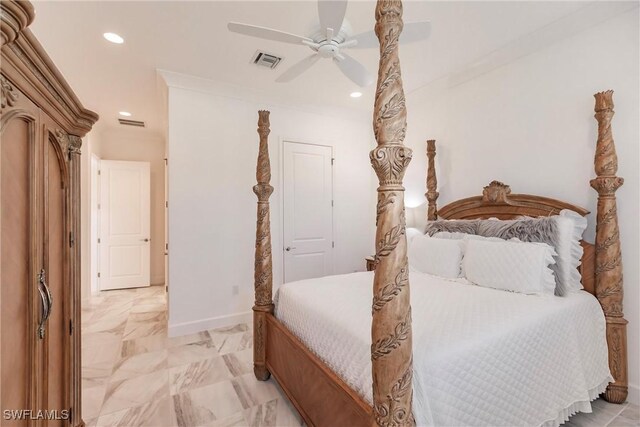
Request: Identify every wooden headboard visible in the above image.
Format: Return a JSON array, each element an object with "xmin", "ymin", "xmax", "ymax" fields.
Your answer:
[{"xmin": 435, "ymin": 180, "xmax": 595, "ymax": 295}]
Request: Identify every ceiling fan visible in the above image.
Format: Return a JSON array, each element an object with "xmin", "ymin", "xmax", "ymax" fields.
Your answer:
[{"xmin": 228, "ymin": 0, "xmax": 430, "ymax": 87}]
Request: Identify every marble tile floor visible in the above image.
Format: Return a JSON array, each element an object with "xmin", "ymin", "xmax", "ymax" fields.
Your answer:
[
  {"xmin": 564, "ymin": 399, "xmax": 639, "ymax": 427},
  {"xmin": 82, "ymin": 286, "xmax": 639, "ymax": 427},
  {"xmin": 82, "ymin": 286, "xmax": 302, "ymax": 427}
]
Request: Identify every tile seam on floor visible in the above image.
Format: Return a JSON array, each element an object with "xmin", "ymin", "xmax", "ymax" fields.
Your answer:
[{"xmin": 606, "ymin": 402, "xmax": 636, "ymax": 427}]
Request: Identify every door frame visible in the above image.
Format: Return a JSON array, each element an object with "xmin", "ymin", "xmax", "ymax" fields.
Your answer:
[
  {"xmin": 279, "ymin": 138, "xmax": 335, "ymax": 285},
  {"xmin": 90, "ymin": 153, "xmax": 100, "ymax": 296}
]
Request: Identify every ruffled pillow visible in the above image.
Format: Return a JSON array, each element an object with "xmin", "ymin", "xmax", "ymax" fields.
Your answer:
[{"xmin": 555, "ymin": 210, "xmax": 588, "ymax": 293}]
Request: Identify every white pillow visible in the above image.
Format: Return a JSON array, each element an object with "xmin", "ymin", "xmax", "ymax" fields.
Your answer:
[
  {"xmin": 406, "ymin": 227, "xmax": 424, "ymax": 243},
  {"xmin": 408, "ymin": 236, "xmax": 463, "ymax": 279},
  {"xmin": 555, "ymin": 209, "xmax": 588, "ymax": 293},
  {"xmin": 463, "ymin": 239, "xmax": 557, "ymax": 295},
  {"xmin": 435, "ymin": 232, "xmax": 506, "ymax": 244},
  {"xmin": 432, "ymin": 231, "xmax": 471, "ymax": 240}
]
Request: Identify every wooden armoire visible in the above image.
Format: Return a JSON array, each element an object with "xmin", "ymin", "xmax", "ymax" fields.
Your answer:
[{"xmin": 1, "ymin": 1, "xmax": 98, "ymax": 425}]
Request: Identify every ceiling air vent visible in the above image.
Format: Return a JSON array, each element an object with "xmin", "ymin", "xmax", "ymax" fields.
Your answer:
[
  {"xmin": 118, "ymin": 118, "xmax": 145, "ymax": 127},
  {"xmin": 251, "ymin": 50, "xmax": 282, "ymax": 69}
]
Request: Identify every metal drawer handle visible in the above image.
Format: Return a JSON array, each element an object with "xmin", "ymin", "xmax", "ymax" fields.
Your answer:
[
  {"xmin": 285, "ymin": 246, "xmax": 296, "ymax": 252},
  {"xmin": 37, "ymin": 269, "xmax": 52, "ymax": 339}
]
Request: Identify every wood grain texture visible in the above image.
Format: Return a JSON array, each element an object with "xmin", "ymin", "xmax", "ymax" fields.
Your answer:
[
  {"xmin": 68, "ymin": 136, "xmax": 83, "ymax": 427},
  {"xmin": 0, "ymin": 0, "xmax": 33, "ymax": 46},
  {"xmin": 0, "ymin": 90, "xmax": 38, "ymax": 425},
  {"xmin": 253, "ymin": 110, "xmax": 274, "ymax": 381},
  {"xmin": 1, "ymin": 23, "xmax": 98, "ymax": 136},
  {"xmin": 1, "ymin": 75, "xmax": 19, "ymax": 108},
  {"xmin": 425, "ymin": 140, "xmax": 438, "ymax": 221},
  {"xmin": 44, "ymin": 129, "xmax": 67, "ymax": 426},
  {"xmin": 370, "ymin": 1, "xmax": 414, "ymax": 426},
  {"xmin": 266, "ymin": 315, "xmax": 372, "ymax": 427},
  {"xmin": 438, "ymin": 180, "xmax": 589, "ymax": 219},
  {"xmin": 590, "ymin": 90, "xmax": 627, "ymax": 404},
  {"xmin": 580, "ymin": 242, "xmax": 596, "ymax": 296},
  {"xmin": 366, "ymin": 257, "xmax": 377, "ymax": 272},
  {"xmin": 1, "ymin": 2, "xmax": 95, "ymax": 425}
]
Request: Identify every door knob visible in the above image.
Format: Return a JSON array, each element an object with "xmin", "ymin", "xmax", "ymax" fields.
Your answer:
[
  {"xmin": 285, "ymin": 246, "xmax": 296, "ymax": 251},
  {"xmin": 142, "ymin": 238, "xmax": 150, "ymax": 242}
]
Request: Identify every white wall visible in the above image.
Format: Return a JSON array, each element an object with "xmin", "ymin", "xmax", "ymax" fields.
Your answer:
[
  {"xmin": 161, "ymin": 71, "xmax": 376, "ymax": 336},
  {"xmin": 404, "ymin": 9, "xmax": 639, "ymax": 403},
  {"xmin": 80, "ymin": 132, "xmax": 98, "ymax": 302}
]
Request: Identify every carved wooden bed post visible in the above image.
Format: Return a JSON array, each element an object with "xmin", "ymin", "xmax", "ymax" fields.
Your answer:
[
  {"xmin": 426, "ymin": 140, "xmax": 438, "ymax": 221},
  {"xmin": 370, "ymin": 1, "xmax": 415, "ymax": 425},
  {"xmin": 253, "ymin": 110, "xmax": 274, "ymax": 381},
  {"xmin": 590, "ymin": 90, "xmax": 628, "ymax": 403}
]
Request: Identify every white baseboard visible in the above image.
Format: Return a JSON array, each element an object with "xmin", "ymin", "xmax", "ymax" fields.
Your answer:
[
  {"xmin": 628, "ymin": 383, "xmax": 639, "ymax": 406},
  {"xmin": 168, "ymin": 311, "xmax": 252, "ymax": 338}
]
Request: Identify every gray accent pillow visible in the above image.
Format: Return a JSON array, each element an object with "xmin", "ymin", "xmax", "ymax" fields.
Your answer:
[
  {"xmin": 424, "ymin": 219, "xmax": 480, "ymax": 236},
  {"xmin": 477, "ymin": 216, "xmax": 565, "ymax": 295}
]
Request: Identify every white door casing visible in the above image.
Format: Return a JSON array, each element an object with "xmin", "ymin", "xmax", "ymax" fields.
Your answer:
[
  {"xmin": 283, "ymin": 141, "xmax": 333, "ymax": 283},
  {"xmin": 164, "ymin": 157, "xmax": 168, "ymax": 293},
  {"xmin": 90, "ymin": 154, "xmax": 100, "ymax": 295},
  {"xmin": 99, "ymin": 160, "xmax": 151, "ymax": 290}
]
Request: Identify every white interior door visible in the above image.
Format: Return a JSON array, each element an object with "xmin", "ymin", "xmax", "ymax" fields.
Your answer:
[
  {"xmin": 99, "ymin": 160, "xmax": 151, "ymax": 290},
  {"xmin": 283, "ymin": 141, "xmax": 333, "ymax": 283}
]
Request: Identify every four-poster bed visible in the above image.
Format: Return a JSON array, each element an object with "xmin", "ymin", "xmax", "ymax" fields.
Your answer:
[{"xmin": 251, "ymin": 1, "xmax": 627, "ymax": 425}]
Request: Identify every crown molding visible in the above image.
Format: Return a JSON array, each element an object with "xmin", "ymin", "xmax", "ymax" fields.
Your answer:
[{"xmin": 157, "ymin": 69, "xmax": 371, "ymax": 124}]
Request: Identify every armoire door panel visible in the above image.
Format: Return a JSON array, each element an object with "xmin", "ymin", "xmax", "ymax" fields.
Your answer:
[
  {"xmin": 2, "ymin": 3, "xmax": 99, "ymax": 425},
  {"xmin": 0, "ymin": 95, "xmax": 41, "ymax": 424},
  {"xmin": 43, "ymin": 131, "xmax": 68, "ymax": 425}
]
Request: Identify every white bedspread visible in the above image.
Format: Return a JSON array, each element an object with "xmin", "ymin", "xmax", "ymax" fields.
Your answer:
[{"xmin": 274, "ymin": 271, "xmax": 612, "ymax": 427}]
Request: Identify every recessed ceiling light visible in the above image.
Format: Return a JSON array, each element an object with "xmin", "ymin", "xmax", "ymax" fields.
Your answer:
[
  {"xmin": 119, "ymin": 111, "xmax": 132, "ymax": 117},
  {"xmin": 350, "ymin": 91, "xmax": 363, "ymax": 98},
  {"xmin": 103, "ymin": 32, "xmax": 124, "ymax": 44}
]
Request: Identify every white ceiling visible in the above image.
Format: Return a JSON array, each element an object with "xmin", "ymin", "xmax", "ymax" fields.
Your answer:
[{"xmin": 29, "ymin": 1, "xmax": 631, "ymax": 136}]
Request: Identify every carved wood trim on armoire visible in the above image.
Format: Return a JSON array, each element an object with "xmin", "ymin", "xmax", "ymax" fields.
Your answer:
[{"xmin": 1, "ymin": 1, "xmax": 98, "ymax": 425}]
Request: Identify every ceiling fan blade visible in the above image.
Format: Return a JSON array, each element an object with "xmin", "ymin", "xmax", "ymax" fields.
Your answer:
[
  {"xmin": 276, "ymin": 54, "xmax": 322, "ymax": 83},
  {"xmin": 349, "ymin": 21, "xmax": 431, "ymax": 49},
  {"xmin": 333, "ymin": 53, "xmax": 374, "ymax": 87},
  {"xmin": 228, "ymin": 22, "xmax": 312, "ymax": 45},
  {"xmin": 318, "ymin": 0, "xmax": 347, "ymax": 37}
]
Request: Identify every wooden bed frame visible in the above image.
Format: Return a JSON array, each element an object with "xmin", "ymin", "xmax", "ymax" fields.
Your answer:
[{"xmin": 251, "ymin": 2, "xmax": 628, "ymax": 425}]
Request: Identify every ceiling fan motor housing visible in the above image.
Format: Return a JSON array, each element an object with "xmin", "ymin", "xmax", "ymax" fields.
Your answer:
[{"xmin": 318, "ymin": 43, "xmax": 340, "ymax": 58}]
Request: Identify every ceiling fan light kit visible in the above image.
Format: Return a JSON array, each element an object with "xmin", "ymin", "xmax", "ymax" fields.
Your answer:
[{"xmin": 228, "ymin": 0, "xmax": 430, "ymax": 87}]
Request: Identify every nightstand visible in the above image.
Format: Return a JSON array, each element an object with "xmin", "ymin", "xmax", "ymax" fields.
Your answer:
[{"xmin": 365, "ymin": 256, "xmax": 376, "ymax": 271}]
